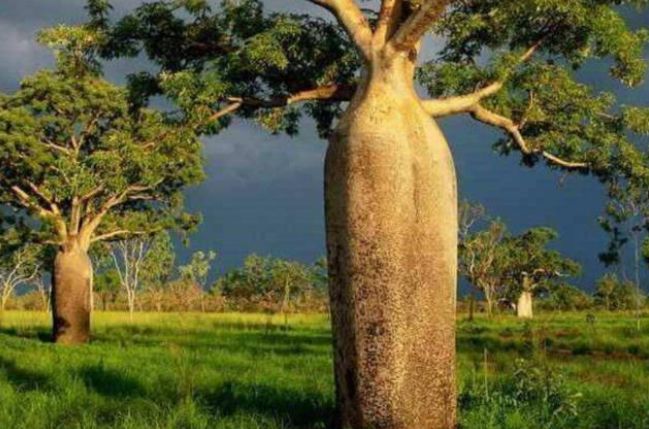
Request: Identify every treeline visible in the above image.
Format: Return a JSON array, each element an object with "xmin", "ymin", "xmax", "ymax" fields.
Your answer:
[
  {"xmin": 458, "ymin": 201, "xmax": 647, "ymax": 318},
  {"xmin": 1, "ymin": 233, "xmax": 329, "ymax": 314},
  {"xmin": 457, "ymin": 273, "xmax": 646, "ymax": 315}
]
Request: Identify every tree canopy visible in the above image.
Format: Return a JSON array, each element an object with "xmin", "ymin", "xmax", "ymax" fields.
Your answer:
[
  {"xmin": 76, "ymin": 0, "xmax": 646, "ymax": 171},
  {"xmin": 0, "ymin": 29, "xmax": 205, "ymax": 251}
]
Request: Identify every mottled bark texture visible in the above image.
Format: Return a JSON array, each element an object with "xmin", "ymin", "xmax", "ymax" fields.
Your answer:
[
  {"xmin": 517, "ymin": 291, "xmax": 534, "ymax": 319},
  {"xmin": 325, "ymin": 52, "xmax": 458, "ymax": 429},
  {"xmin": 52, "ymin": 239, "xmax": 93, "ymax": 344}
]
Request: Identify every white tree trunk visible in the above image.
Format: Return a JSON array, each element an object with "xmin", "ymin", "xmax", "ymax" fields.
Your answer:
[{"xmin": 517, "ymin": 291, "xmax": 534, "ymax": 319}]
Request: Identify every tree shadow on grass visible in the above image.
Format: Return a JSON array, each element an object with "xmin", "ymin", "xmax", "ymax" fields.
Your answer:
[
  {"xmin": 93, "ymin": 327, "xmax": 332, "ymax": 358},
  {"xmin": 77, "ymin": 363, "xmax": 145, "ymax": 398},
  {"xmin": 0, "ymin": 355, "xmax": 52, "ymax": 391},
  {"xmin": 0, "ymin": 326, "xmax": 52, "ymax": 343},
  {"xmin": 200, "ymin": 381, "xmax": 335, "ymax": 429}
]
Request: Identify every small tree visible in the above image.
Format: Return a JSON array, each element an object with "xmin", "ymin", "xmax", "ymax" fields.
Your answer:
[
  {"xmin": 141, "ymin": 232, "xmax": 175, "ymax": 312},
  {"xmin": 0, "ymin": 30, "xmax": 203, "ymax": 343},
  {"xmin": 459, "ymin": 219, "xmax": 509, "ymax": 316},
  {"xmin": 110, "ymin": 237, "xmax": 149, "ymax": 319},
  {"xmin": 94, "ymin": 268, "xmax": 121, "ymax": 311},
  {"xmin": 595, "ymin": 273, "xmax": 644, "ymax": 311},
  {"xmin": 32, "ymin": 276, "xmax": 52, "ymax": 312},
  {"xmin": 543, "ymin": 283, "xmax": 593, "ymax": 312},
  {"xmin": 179, "ymin": 250, "xmax": 216, "ymax": 311},
  {"xmin": 269, "ymin": 260, "xmax": 312, "ymax": 325},
  {"xmin": 0, "ymin": 244, "xmax": 41, "ymax": 313}
]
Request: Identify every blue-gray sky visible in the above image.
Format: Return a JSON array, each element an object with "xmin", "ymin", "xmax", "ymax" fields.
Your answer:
[{"xmin": 1, "ymin": 1, "xmax": 648, "ymax": 291}]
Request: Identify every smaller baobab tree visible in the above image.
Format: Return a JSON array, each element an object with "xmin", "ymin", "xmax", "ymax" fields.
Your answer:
[
  {"xmin": 0, "ymin": 29, "xmax": 203, "ymax": 343},
  {"xmin": 503, "ymin": 227, "xmax": 581, "ymax": 319}
]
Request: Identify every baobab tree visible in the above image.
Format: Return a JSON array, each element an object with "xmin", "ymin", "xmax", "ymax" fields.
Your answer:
[
  {"xmin": 0, "ymin": 30, "xmax": 204, "ymax": 343},
  {"xmin": 503, "ymin": 227, "xmax": 581, "ymax": 319},
  {"xmin": 88, "ymin": 0, "xmax": 649, "ymax": 426}
]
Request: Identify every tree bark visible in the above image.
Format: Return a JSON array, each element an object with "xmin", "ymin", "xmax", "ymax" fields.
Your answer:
[
  {"xmin": 517, "ymin": 291, "xmax": 534, "ymax": 319},
  {"xmin": 52, "ymin": 239, "xmax": 93, "ymax": 344},
  {"xmin": 325, "ymin": 53, "xmax": 457, "ymax": 429}
]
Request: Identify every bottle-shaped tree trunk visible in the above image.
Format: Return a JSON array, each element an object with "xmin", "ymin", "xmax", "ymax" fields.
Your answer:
[
  {"xmin": 325, "ymin": 51, "xmax": 457, "ymax": 429},
  {"xmin": 517, "ymin": 277, "xmax": 534, "ymax": 319},
  {"xmin": 52, "ymin": 238, "xmax": 93, "ymax": 344}
]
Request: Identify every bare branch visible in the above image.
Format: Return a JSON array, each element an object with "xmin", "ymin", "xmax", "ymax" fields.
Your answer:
[
  {"xmin": 92, "ymin": 228, "xmax": 157, "ymax": 243},
  {"xmin": 468, "ymin": 104, "xmax": 589, "ymax": 170},
  {"xmin": 206, "ymin": 100, "xmax": 243, "ymax": 123},
  {"xmin": 422, "ymin": 82, "xmax": 504, "ymax": 118},
  {"xmin": 9, "ymin": 186, "xmax": 67, "ymax": 239},
  {"xmin": 230, "ymin": 84, "xmax": 355, "ymax": 109},
  {"xmin": 389, "ymin": 0, "xmax": 451, "ymax": 52}
]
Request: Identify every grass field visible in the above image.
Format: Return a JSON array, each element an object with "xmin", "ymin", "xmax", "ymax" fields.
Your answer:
[{"xmin": 0, "ymin": 311, "xmax": 647, "ymax": 428}]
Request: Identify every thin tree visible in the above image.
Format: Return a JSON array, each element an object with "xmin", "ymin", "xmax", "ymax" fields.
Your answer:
[
  {"xmin": 459, "ymin": 219, "xmax": 508, "ymax": 317},
  {"xmin": 178, "ymin": 250, "xmax": 216, "ymax": 311},
  {"xmin": 89, "ymin": 0, "xmax": 649, "ymax": 426},
  {"xmin": 0, "ymin": 30, "xmax": 203, "ymax": 343},
  {"xmin": 111, "ymin": 236, "xmax": 150, "ymax": 320},
  {"xmin": 0, "ymin": 245, "xmax": 41, "ymax": 313}
]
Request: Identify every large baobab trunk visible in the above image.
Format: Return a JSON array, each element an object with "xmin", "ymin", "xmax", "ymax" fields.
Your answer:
[
  {"xmin": 517, "ymin": 291, "xmax": 534, "ymax": 319},
  {"xmin": 52, "ymin": 239, "xmax": 93, "ymax": 344},
  {"xmin": 325, "ymin": 52, "xmax": 457, "ymax": 429}
]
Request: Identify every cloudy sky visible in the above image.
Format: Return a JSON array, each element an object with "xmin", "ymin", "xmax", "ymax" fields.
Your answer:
[{"xmin": 1, "ymin": 1, "xmax": 648, "ymax": 290}]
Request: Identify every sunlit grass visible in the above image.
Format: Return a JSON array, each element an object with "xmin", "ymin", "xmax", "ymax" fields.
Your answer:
[{"xmin": 0, "ymin": 310, "xmax": 647, "ymax": 428}]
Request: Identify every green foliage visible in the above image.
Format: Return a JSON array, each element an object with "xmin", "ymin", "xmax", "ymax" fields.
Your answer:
[
  {"xmin": 214, "ymin": 255, "xmax": 327, "ymax": 312},
  {"xmin": 594, "ymin": 273, "xmax": 645, "ymax": 310},
  {"xmin": 460, "ymin": 220, "xmax": 580, "ymax": 306},
  {"xmin": 92, "ymin": 0, "xmax": 359, "ymax": 137},
  {"xmin": 0, "ymin": 40, "xmax": 204, "ymax": 249},
  {"xmin": 141, "ymin": 232, "xmax": 176, "ymax": 291},
  {"xmin": 502, "ymin": 227, "xmax": 582, "ymax": 299},
  {"xmin": 541, "ymin": 283, "xmax": 594, "ymax": 311},
  {"xmin": 179, "ymin": 250, "xmax": 216, "ymax": 290}
]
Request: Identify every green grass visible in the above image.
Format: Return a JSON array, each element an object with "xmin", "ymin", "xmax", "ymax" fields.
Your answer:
[{"xmin": 0, "ymin": 311, "xmax": 647, "ymax": 428}]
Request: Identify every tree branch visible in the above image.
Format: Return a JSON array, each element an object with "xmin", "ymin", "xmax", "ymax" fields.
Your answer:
[
  {"xmin": 389, "ymin": 0, "xmax": 451, "ymax": 52},
  {"xmin": 422, "ymin": 39, "xmax": 545, "ymax": 118},
  {"xmin": 304, "ymin": 0, "xmax": 373, "ymax": 59},
  {"xmin": 468, "ymin": 104, "xmax": 589, "ymax": 170},
  {"xmin": 422, "ymin": 82, "xmax": 504, "ymax": 118},
  {"xmin": 375, "ymin": 0, "xmax": 403, "ymax": 44},
  {"xmin": 92, "ymin": 228, "xmax": 158, "ymax": 243},
  {"xmin": 205, "ymin": 84, "xmax": 355, "ymax": 126}
]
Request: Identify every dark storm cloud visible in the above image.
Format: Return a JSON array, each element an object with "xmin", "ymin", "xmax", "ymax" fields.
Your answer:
[{"xmin": 0, "ymin": 1, "xmax": 647, "ymax": 289}]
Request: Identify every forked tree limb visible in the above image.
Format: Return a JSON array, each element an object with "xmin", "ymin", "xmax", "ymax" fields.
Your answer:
[
  {"xmin": 375, "ymin": 0, "xmax": 403, "ymax": 44},
  {"xmin": 206, "ymin": 84, "xmax": 355, "ymax": 126},
  {"xmin": 468, "ymin": 104, "xmax": 589, "ymax": 170},
  {"xmin": 304, "ymin": 0, "xmax": 373, "ymax": 58},
  {"xmin": 389, "ymin": 0, "xmax": 452, "ymax": 52},
  {"xmin": 91, "ymin": 228, "xmax": 157, "ymax": 243}
]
